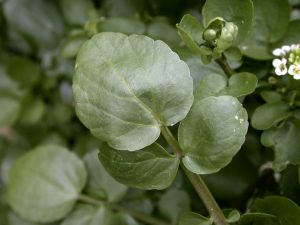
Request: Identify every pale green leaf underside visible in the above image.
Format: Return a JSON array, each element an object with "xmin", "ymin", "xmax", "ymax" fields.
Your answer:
[
  {"xmin": 98, "ymin": 142, "xmax": 180, "ymax": 190},
  {"xmin": 73, "ymin": 32, "xmax": 193, "ymax": 151},
  {"xmin": 7, "ymin": 145, "xmax": 87, "ymax": 223},
  {"xmin": 178, "ymin": 212, "xmax": 212, "ymax": 225},
  {"xmin": 179, "ymin": 96, "xmax": 248, "ymax": 174}
]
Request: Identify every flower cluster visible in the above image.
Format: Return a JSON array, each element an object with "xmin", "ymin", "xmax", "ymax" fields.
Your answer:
[{"xmin": 272, "ymin": 44, "xmax": 300, "ymax": 79}]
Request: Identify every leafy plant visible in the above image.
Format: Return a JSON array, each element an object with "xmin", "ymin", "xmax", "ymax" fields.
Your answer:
[{"xmin": 1, "ymin": 0, "xmax": 300, "ymax": 225}]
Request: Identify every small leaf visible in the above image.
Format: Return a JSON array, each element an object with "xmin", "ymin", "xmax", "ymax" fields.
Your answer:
[
  {"xmin": 0, "ymin": 95, "xmax": 21, "ymax": 126},
  {"xmin": 240, "ymin": 0, "xmax": 291, "ymax": 59},
  {"xmin": 61, "ymin": 204, "xmax": 112, "ymax": 225},
  {"xmin": 261, "ymin": 120, "xmax": 300, "ymax": 171},
  {"xmin": 251, "ymin": 102, "xmax": 292, "ymax": 130},
  {"xmin": 239, "ymin": 213, "xmax": 278, "ymax": 225},
  {"xmin": 255, "ymin": 196, "xmax": 300, "ymax": 225},
  {"xmin": 179, "ymin": 96, "xmax": 248, "ymax": 174},
  {"xmin": 260, "ymin": 91, "xmax": 282, "ymax": 103},
  {"xmin": 60, "ymin": 32, "xmax": 88, "ymax": 59},
  {"xmin": 83, "ymin": 150, "xmax": 128, "ymax": 202},
  {"xmin": 202, "ymin": 0, "xmax": 253, "ymax": 44},
  {"xmin": 158, "ymin": 189, "xmax": 191, "ymax": 224},
  {"xmin": 98, "ymin": 143, "xmax": 179, "ymax": 190},
  {"xmin": 223, "ymin": 209, "xmax": 240, "ymax": 223},
  {"xmin": 176, "ymin": 14, "xmax": 210, "ymax": 55},
  {"xmin": 222, "ymin": 72, "xmax": 257, "ymax": 97},
  {"xmin": 7, "ymin": 145, "xmax": 87, "ymax": 223},
  {"xmin": 73, "ymin": 32, "xmax": 193, "ymax": 151},
  {"xmin": 178, "ymin": 212, "xmax": 212, "ymax": 225}
]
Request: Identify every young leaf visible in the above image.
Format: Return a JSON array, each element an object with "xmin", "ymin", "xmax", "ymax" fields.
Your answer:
[
  {"xmin": 240, "ymin": 0, "xmax": 291, "ymax": 59},
  {"xmin": 176, "ymin": 14, "xmax": 210, "ymax": 55},
  {"xmin": 98, "ymin": 143, "xmax": 180, "ymax": 190},
  {"xmin": 158, "ymin": 189, "xmax": 191, "ymax": 224},
  {"xmin": 61, "ymin": 204, "xmax": 112, "ymax": 225},
  {"xmin": 178, "ymin": 96, "xmax": 248, "ymax": 174},
  {"xmin": 261, "ymin": 120, "xmax": 300, "ymax": 171},
  {"xmin": 251, "ymin": 102, "xmax": 292, "ymax": 130},
  {"xmin": 7, "ymin": 146, "xmax": 87, "ymax": 223},
  {"xmin": 73, "ymin": 32, "xmax": 193, "ymax": 151},
  {"xmin": 178, "ymin": 212, "xmax": 213, "ymax": 225},
  {"xmin": 255, "ymin": 196, "xmax": 300, "ymax": 225},
  {"xmin": 202, "ymin": 0, "xmax": 253, "ymax": 44},
  {"xmin": 83, "ymin": 150, "xmax": 128, "ymax": 203},
  {"xmin": 223, "ymin": 209, "xmax": 240, "ymax": 223}
]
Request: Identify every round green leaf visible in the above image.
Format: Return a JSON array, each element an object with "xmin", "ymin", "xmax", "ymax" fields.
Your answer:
[
  {"xmin": 202, "ymin": 0, "xmax": 253, "ymax": 44},
  {"xmin": 7, "ymin": 145, "xmax": 87, "ymax": 223},
  {"xmin": 61, "ymin": 204, "xmax": 112, "ymax": 225},
  {"xmin": 276, "ymin": 19, "xmax": 300, "ymax": 47},
  {"xmin": 83, "ymin": 150, "xmax": 128, "ymax": 202},
  {"xmin": 240, "ymin": 0, "xmax": 290, "ymax": 60},
  {"xmin": 223, "ymin": 72, "xmax": 258, "ymax": 97},
  {"xmin": 158, "ymin": 189, "xmax": 191, "ymax": 224},
  {"xmin": 179, "ymin": 96, "xmax": 248, "ymax": 174},
  {"xmin": 255, "ymin": 196, "xmax": 300, "ymax": 225},
  {"xmin": 178, "ymin": 212, "xmax": 212, "ymax": 225},
  {"xmin": 239, "ymin": 213, "xmax": 278, "ymax": 225},
  {"xmin": 251, "ymin": 102, "xmax": 292, "ymax": 130},
  {"xmin": 0, "ymin": 96, "xmax": 21, "ymax": 126},
  {"xmin": 98, "ymin": 143, "xmax": 180, "ymax": 190},
  {"xmin": 73, "ymin": 32, "xmax": 193, "ymax": 151},
  {"xmin": 261, "ymin": 120, "xmax": 300, "ymax": 171}
]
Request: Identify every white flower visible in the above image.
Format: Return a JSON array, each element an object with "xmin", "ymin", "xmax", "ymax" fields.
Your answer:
[
  {"xmin": 272, "ymin": 48, "xmax": 283, "ymax": 56},
  {"xmin": 291, "ymin": 44, "xmax": 299, "ymax": 51},
  {"xmin": 273, "ymin": 58, "xmax": 287, "ymax": 76},
  {"xmin": 288, "ymin": 64, "xmax": 300, "ymax": 80},
  {"xmin": 282, "ymin": 45, "xmax": 291, "ymax": 54}
]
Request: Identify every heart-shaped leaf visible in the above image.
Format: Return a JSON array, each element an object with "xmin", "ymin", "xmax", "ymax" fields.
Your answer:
[
  {"xmin": 7, "ymin": 145, "xmax": 87, "ymax": 223},
  {"xmin": 179, "ymin": 96, "xmax": 248, "ymax": 174},
  {"xmin": 98, "ymin": 142, "xmax": 180, "ymax": 189},
  {"xmin": 73, "ymin": 32, "xmax": 193, "ymax": 151}
]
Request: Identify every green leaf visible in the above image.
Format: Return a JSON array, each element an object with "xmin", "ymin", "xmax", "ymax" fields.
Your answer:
[
  {"xmin": 7, "ymin": 145, "xmax": 87, "ymax": 223},
  {"xmin": 239, "ymin": 213, "xmax": 279, "ymax": 225},
  {"xmin": 110, "ymin": 212, "xmax": 139, "ymax": 225},
  {"xmin": 0, "ymin": 96, "xmax": 21, "ymax": 126},
  {"xmin": 158, "ymin": 189, "xmax": 191, "ymax": 224},
  {"xmin": 61, "ymin": 204, "xmax": 112, "ymax": 225},
  {"xmin": 251, "ymin": 102, "xmax": 292, "ymax": 130},
  {"xmin": 60, "ymin": 32, "xmax": 88, "ymax": 59},
  {"xmin": 178, "ymin": 212, "xmax": 212, "ymax": 225},
  {"xmin": 19, "ymin": 98, "xmax": 45, "ymax": 125},
  {"xmin": 3, "ymin": 0, "xmax": 64, "ymax": 51},
  {"xmin": 240, "ymin": 0, "xmax": 291, "ymax": 60},
  {"xmin": 73, "ymin": 32, "xmax": 193, "ymax": 151},
  {"xmin": 202, "ymin": 0, "xmax": 253, "ymax": 44},
  {"xmin": 178, "ymin": 96, "xmax": 248, "ymax": 174},
  {"xmin": 260, "ymin": 91, "xmax": 282, "ymax": 103},
  {"xmin": 221, "ymin": 72, "xmax": 258, "ymax": 97},
  {"xmin": 176, "ymin": 14, "xmax": 210, "ymax": 55},
  {"xmin": 223, "ymin": 209, "xmax": 240, "ymax": 223},
  {"xmin": 99, "ymin": 18, "xmax": 146, "ymax": 35},
  {"xmin": 255, "ymin": 196, "xmax": 300, "ymax": 225},
  {"xmin": 6, "ymin": 57, "xmax": 41, "ymax": 88},
  {"xmin": 60, "ymin": 0, "xmax": 96, "ymax": 26},
  {"xmin": 261, "ymin": 120, "xmax": 300, "ymax": 171},
  {"xmin": 98, "ymin": 143, "xmax": 179, "ymax": 190},
  {"xmin": 83, "ymin": 150, "xmax": 128, "ymax": 202},
  {"xmin": 276, "ymin": 19, "xmax": 300, "ymax": 46}
]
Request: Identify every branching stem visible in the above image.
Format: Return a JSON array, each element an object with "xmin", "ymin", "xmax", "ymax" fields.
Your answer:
[{"xmin": 161, "ymin": 126, "xmax": 229, "ymax": 225}]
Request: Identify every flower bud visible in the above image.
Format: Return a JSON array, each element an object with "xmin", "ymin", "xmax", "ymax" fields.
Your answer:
[{"xmin": 203, "ymin": 29, "xmax": 217, "ymax": 42}]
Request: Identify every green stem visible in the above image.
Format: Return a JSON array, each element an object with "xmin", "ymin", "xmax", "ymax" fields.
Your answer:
[
  {"xmin": 78, "ymin": 194, "xmax": 170, "ymax": 225},
  {"xmin": 161, "ymin": 126, "xmax": 229, "ymax": 225},
  {"xmin": 215, "ymin": 54, "xmax": 235, "ymax": 77}
]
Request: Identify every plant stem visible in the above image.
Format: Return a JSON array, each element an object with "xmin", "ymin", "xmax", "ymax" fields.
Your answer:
[
  {"xmin": 78, "ymin": 194, "xmax": 170, "ymax": 225},
  {"xmin": 161, "ymin": 126, "xmax": 229, "ymax": 225},
  {"xmin": 215, "ymin": 54, "xmax": 235, "ymax": 77}
]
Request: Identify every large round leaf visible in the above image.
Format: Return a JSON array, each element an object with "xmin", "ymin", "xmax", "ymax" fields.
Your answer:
[
  {"xmin": 73, "ymin": 32, "xmax": 193, "ymax": 151},
  {"xmin": 240, "ymin": 0, "xmax": 290, "ymax": 60},
  {"xmin": 98, "ymin": 142, "xmax": 179, "ymax": 190},
  {"xmin": 178, "ymin": 96, "xmax": 248, "ymax": 174},
  {"xmin": 202, "ymin": 0, "xmax": 253, "ymax": 44},
  {"xmin": 7, "ymin": 145, "xmax": 87, "ymax": 223}
]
